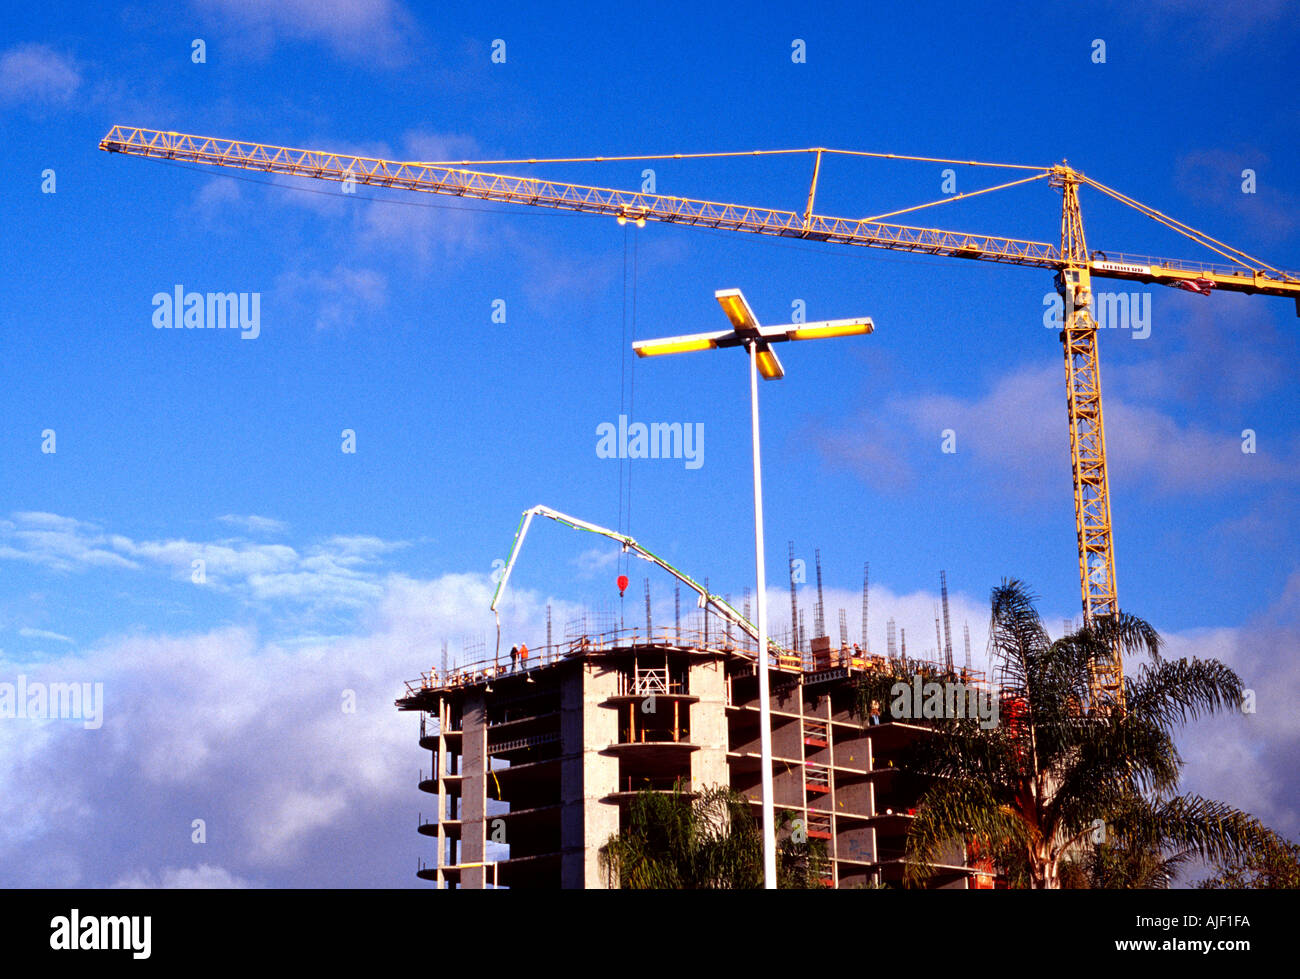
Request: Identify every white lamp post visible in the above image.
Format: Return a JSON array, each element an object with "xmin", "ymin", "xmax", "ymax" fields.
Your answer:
[{"xmin": 634, "ymin": 288, "xmax": 874, "ymax": 888}]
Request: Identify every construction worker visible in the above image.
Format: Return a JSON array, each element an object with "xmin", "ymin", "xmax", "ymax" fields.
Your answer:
[
  {"xmin": 518, "ymin": 643, "xmax": 529, "ymax": 670},
  {"xmin": 509, "ymin": 645, "xmax": 518, "ymax": 672}
]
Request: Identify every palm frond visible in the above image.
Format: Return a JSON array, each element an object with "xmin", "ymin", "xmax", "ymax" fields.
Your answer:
[
  {"xmin": 904, "ymin": 776, "xmax": 1031, "ymax": 885},
  {"xmin": 1107, "ymin": 792, "xmax": 1274, "ymax": 868},
  {"xmin": 1125, "ymin": 658, "xmax": 1245, "ymax": 730}
]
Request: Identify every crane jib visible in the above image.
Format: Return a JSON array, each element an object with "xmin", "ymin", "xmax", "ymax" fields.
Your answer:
[{"xmin": 99, "ymin": 126, "xmax": 1300, "ymax": 299}]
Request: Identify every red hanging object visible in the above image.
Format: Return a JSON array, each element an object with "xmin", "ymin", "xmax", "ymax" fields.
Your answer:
[{"xmin": 617, "ymin": 574, "xmax": 629, "ymax": 596}]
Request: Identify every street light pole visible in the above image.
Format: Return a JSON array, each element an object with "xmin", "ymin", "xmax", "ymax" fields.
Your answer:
[
  {"xmin": 633, "ymin": 289, "xmax": 873, "ymax": 892},
  {"xmin": 748, "ymin": 338, "xmax": 778, "ymax": 889}
]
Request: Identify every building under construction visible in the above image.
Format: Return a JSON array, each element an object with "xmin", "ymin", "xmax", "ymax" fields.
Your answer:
[{"xmin": 396, "ymin": 623, "xmax": 996, "ymax": 889}]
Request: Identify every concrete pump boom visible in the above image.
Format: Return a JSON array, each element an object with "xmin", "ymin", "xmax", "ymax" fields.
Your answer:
[{"xmin": 489, "ymin": 505, "xmax": 769, "ymax": 660}]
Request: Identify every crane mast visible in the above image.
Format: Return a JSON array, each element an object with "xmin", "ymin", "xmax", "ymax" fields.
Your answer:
[{"xmin": 1054, "ymin": 167, "xmax": 1123, "ymax": 707}]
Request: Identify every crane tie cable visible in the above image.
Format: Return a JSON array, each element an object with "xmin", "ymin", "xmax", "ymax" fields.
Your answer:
[{"xmin": 419, "ymin": 147, "xmax": 1048, "ymax": 172}]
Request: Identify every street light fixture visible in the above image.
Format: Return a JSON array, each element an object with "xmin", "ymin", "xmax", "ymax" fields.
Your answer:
[{"xmin": 633, "ymin": 288, "xmax": 874, "ymax": 889}]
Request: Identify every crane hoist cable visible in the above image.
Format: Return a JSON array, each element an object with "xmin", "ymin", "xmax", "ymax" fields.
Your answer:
[
  {"xmin": 617, "ymin": 226, "xmax": 629, "ymax": 627},
  {"xmin": 618, "ymin": 224, "xmax": 628, "ymax": 571},
  {"xmin": 616, "ymin": 223, "xmax": 640, "ymax": 583},
  {"xmin": 626, "ymin": 226, "xmax": 637, "ymax": 550}
]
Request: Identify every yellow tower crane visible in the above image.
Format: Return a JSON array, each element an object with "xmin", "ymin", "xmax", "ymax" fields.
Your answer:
[{"xmin": 98, "ymin": 127, "xmax": 1300, "ymax": 711}]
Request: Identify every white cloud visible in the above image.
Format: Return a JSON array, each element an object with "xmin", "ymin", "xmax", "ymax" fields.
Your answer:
[
  {"xmin": 0, "ymin": 567, "xmax": 572, "ymax": 886},
  {"xmin": 118, "ymin": 538, "xmax": 299, "ymax": 581},
  {"xmin": 813, "ymin": 362, "xmax": 1299, "ymax": 499},
  {"xmin": 358, "ymin": 196, "xmax": 481, "ymax": 264},
  {"xmin": 0, "ymin": 512, "xmax": 410, "ymax": 616},
  {"xmin": 217, "ymin": 514, "xmax": 287, "ymax": 535},
  {"xmin": 402, "ymin": 131, "xmax": 480, "ymax": 166},
  {"xmin": 275, "ymin": 264, "xmax": 389, "ymax": 332},
  {"xmin": 192, "ymin": 177, "xmax": 243, "ymax": 227},
  {"xmin": 1160, "ymin": 574, "xmax": 1300, "ymax": 846},
  {"xmin": 112, "ymin": 863, "xmax": 258, "ymax": 888},
  {"xmin": 249, "ymin": 788, "xmax": 350, "ymax": 865},
  {"xmin": 194, "ymin": 0, "xmax": 417, "ymax": 66},
  {"xmin": 0, "ymin": 513, "xmax": 140, "ymax": 573},
  {"xmin": 356, "ymin": 130, "xmax": 485, "ymax": 262},
  {"xmin": 0, "ymin": 44, "xmax": 81, "ymax": 107},
  {"xmin": 243, "ymin": 129, "xmax": 486, "ymax": 268},
  {"xmin": 17, "ymin": 627, "xmax": 73, "ymax": 644},
  {"xmin": 573, "ymin": 546, "xmax": 620, "ymax": 578},
  {"xmin": 1121, "ymin": 296, "xmax": 1296, "ymax": 410},
  {"xmin": 320, "ymin": 535, "xmax": 405, "ymax": 560},
  {"xmin": 1106, "ymin": 398, "xmax": 1299, "ymax": 492}
]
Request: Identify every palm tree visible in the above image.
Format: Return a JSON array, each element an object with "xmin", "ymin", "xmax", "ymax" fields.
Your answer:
[
  {"xmin": 1197, "ymin": 836, "xmax": 1300, "ymax": 889},
  {"xmin": 857, "ymin": 578, "xmax": 1273, "ymax": 889},
  {"xmin": 599, "ymin": 785, "xmax": 828, "ymax": 888},
  {"xmin": 1059, "ymin": 836, "xmax": 1193, "ymax": 888}
]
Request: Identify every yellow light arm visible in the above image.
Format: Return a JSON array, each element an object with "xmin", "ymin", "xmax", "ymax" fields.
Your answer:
[
  {"xmin": 714, "ymin": 288, "xmax": 760, "ymax": 333},
  {"xmin": 632, "ymin": 330, "xmax": 730, "ymax": 357},
  {"xmin": 754, "ymin": 344, "xmax": 785, "ymax": 380},
  {"xmin": 775, "ymin": 317, "xmax": 874, "ymax": 341}
]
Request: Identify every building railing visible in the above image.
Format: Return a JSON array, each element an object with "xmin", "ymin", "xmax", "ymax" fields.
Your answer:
[
  {"xmin": 617, "ymin": 726, "xmax": 690, "ymax": 745},
  {"xmin": 1090, "ymin": 249, "xmax": 1300, "ymax": 282},
  {"xmin": 402, "ymin": 626, "xmax": 778, "ymax": 695},
  {"xmin": 401, "ymin": 626, "xmax": 1000, "ymax": 703},
  {"xmin": 489, "ymin": 730, "xmax": 561, "ymax": 754},
  {"xmin": 614, "ymin": 775, "xmax": 692, "ymax": 794},
  {"xmin": 614, "ymin": 666, "xmax": 689, "ymax": 697},
  {"xmin": 805, "ymin": 764, "xmax": 831, "ymax": 793},
  {"xmin": 419, "ymin": 712, "xmax": 461, "ymax": 738}
]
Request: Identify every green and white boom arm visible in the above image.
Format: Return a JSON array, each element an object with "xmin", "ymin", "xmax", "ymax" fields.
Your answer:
[{"xmin": 490, "ymin": 504, "xmax": 772, "ymax": 657}]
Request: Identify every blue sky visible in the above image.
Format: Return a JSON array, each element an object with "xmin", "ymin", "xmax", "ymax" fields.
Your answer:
[{"xmin": 1, "ymin": 0, "xmax": 1297, "ymax": 887}]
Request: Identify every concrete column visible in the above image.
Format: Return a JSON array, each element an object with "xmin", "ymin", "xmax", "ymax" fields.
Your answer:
[
  {"xmin": 461, "ymin": 690, "xmax": 487, "ymax": 888},
  {"xmin": 690, "ymin": 655, "xmax": 729, "ymax": 793},
  {"xmin": 560, "ymin": 665, "xmax": 586, "ymax": 888},
  {"xmin": 560, "ymin": 660, "xmax": 620, "ymax": 887},
  {"xmin": 580, "ymin": 659, "xmax": 620, "ymax": 887}
]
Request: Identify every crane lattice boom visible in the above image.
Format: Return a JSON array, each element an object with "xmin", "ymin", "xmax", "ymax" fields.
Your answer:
[{"xmin": 99, "ymin": 127, "xmax": 1300, "ymax": 297}]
